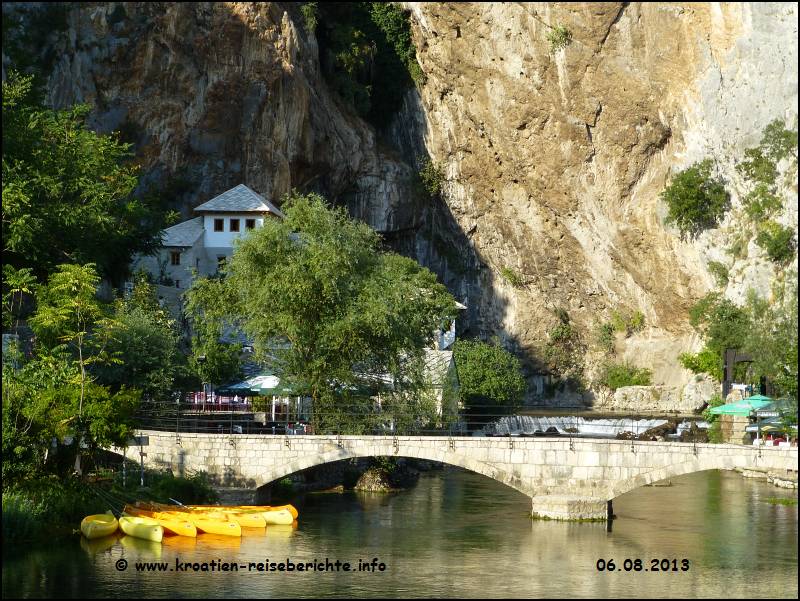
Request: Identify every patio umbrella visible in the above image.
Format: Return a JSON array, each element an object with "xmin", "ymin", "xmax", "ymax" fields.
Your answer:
[
  {"xmin": 709, "ymin": 397, "xmax": 774, "ymax": 416},
  {"xmin": 743, "ymin": 394, "xmax": 774, "ymax": 403}
]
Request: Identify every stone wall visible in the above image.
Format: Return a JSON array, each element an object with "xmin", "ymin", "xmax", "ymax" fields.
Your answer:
[{"xmin": 117, "ymin": 429, "xmax": 798, "ymax": 520}]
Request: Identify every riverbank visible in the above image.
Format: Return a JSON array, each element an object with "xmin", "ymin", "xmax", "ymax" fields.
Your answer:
[{"xmin": 2, "ymin": 469, "xmax": 218, "ymax": 543}]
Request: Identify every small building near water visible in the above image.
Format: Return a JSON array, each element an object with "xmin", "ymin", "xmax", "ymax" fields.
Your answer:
[{"xmin": 131, "ymin": 184, "xmax": 284, "ymax": 294}]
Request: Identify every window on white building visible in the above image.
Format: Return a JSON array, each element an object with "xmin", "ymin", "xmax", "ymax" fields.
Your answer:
[
  {"xmin": 230, "ymin": 218, "xmax": 240, "ymax": 232},
  {"xmin": 245, "ymin": 218, "xmax": 256, "ymax": 230},
  {"xmin": 214, "ymin": 218, "xmax": 224, "ymax": 232},
  {"xmin": 170, "ymin": 251, "xmax": 181, "ymax": 266}
]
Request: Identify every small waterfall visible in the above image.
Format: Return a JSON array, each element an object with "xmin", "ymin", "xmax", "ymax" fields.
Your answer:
[{"xmin": 483, "ymin": 415, "xmax": 679, "ymax": 438}]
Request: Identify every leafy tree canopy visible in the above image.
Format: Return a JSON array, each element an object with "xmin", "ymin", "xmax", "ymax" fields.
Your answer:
[
  {"xmin": 186, "ymin": 192, "xmax": 456, "ymax": 429},
  {"xmin": 662, "ymin": 159, "xmax": 730, "ymax": 239},
  {"xmin": 2, "ymin": 72, "xmax": 168, "ymax": 284},
  {"xmin": 453, "ymin": 338, "xmax": 526, "ymax": 428},
  {"xmin": 94, "ymin": 274, "xmax": 189, "ymax": 402}
]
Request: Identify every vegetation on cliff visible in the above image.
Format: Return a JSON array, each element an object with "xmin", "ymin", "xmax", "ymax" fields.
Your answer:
[
  {"xmin": 680, "ymin": 281, "xmax": 798, "ymax": 402},
  {"xmin": 312, "ymin": 2, "xmax": 422, "ymax": 129},
  {"xmin": 662, "ymin": 159, "xmax": 730, "ymax": 240},
  {"xmin": 598, "ymin": 362, "xmax": 653, "ymax": 391}
]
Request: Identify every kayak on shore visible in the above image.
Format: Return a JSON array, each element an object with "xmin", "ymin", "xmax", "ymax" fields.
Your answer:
[{"xmin": 80, "ymin": 513, "xmax": 118, "ymax": 540}]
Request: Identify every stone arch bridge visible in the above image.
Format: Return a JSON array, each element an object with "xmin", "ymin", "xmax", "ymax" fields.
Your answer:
[{"xmin": 120, "ymin": 430, "xmax": 798, "ymax": 521}]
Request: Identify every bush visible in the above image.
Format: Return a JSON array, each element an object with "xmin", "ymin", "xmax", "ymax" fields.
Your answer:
[
  {"xmin": 301, "ymin": 2, "xmax": 319, "ymax": 33},
  {"xmin": 707, "ymin": 420, "xmax": 723, "ymax": 443},
  {"xmin": 707, "ymin": 261, "xmax": 729, "ymax": 287},
  {"xmin": 547, "ymin": 24, "xmax": 572, "ymax": 52},
  {"xmin": 418, "ymin": 159, "xmax": 444, "ymax": 200},
  {"xmin": 499, "ymin": 267, "xmax": 524, "ymax": 288},
  {"xmin": 703, "ymin": 394, "xmax": 725, "ymax": 424},
  {"xmin": 679, "ymin": 348, "xmax": 722, "ymax": 381},
  {"xmin": 743, "ymin": 183, "xmax": 782, "ymax": 221},
  {"xmin": 609, "ymin": 309, "xmax": 646, "ymax": 337},
  {"xmin": 662, "ymin": 159, "xmax": 730, "ymax": 239},
  {"xmin": 544, "ymin": 319, "xmax": 586, "ymax": 390},
  {"xmin": 599, "ymin": 362, "xmax": 652, "ymax": 390},
  {"xmin": 2, "ymin": 478, "xmax": 107, "ymax": 542},
  {"xmin": 147, "ymin": 471, "xmax": 218, "ymax": 505},
  {"xmin": 596, "ymin": 322, "xmax": 615, "ymax": 355},
  {"xmin": 760, "ymin": 119, "xmax": 798, "ymax": 162},
  {"xmin": 755, "ymin": 221, "xmax": 795, "ymax": 263},
  {"xmin": 737, "ymin": 147, "xmax": 778, "ymax": 186}
]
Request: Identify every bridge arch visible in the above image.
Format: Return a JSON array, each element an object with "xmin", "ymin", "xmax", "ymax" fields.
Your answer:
[
  {"xmin": 253, "ymin": 448, "xmax": 534, "ymax": 498},
  {"xmin": 607, "ymin": 452, "xmax": 793, "ymax": 500}
]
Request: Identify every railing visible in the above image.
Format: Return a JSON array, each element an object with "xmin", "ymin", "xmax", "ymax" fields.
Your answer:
[{"xmin": 132, "ymin": 401, "xmax": 735, "ymax": 443}]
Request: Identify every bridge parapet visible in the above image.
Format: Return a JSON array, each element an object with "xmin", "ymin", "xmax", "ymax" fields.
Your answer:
[{"xmin": 114, "ymin": 431, "xmax": 798, "ymax": 521}]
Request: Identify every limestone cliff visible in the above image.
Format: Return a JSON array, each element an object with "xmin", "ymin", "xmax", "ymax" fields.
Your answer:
[
  {"xmin": 4, "ymin": 2, "xmax": 797, "ymax": 409},
  {"xmin": 400, "ymin": 2, "xmax": 797, "ymax": 404}
]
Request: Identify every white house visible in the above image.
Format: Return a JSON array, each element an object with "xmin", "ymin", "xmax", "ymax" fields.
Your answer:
[{"xmin": 132, "ymin": 184, "xmax": 284, "ymax": 291}]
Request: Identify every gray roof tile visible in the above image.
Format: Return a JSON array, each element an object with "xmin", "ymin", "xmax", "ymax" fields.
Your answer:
[
  {"xmin": 162, "ymin": 216, "xmax": 204, "ymax": 247},
  {"xmin": 193, "ymin": 184, "xmax": 285, "ymax": 217}
]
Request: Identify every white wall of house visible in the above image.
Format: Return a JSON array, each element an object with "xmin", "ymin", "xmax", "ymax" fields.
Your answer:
[
  {"xmin": 202, "ymin": 214, "xmax": 265, "ymax": 248},
  {"xmin": 131, "ymin": 246, "xmax": 201, "ymax": 289}
]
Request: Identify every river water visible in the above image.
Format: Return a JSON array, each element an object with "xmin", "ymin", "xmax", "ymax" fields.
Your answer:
[{"xmin": 3, "ymin": 468, "xmax": 797, "ymax": 598}]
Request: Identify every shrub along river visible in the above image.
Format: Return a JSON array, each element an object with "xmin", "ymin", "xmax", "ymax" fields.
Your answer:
[{"xmin": 2, "ymin": 468, "xmax": 797, "ymax": 598}]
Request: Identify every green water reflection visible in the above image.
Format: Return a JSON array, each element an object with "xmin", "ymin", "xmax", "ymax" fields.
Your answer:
[{"xmin": 3, "ymin": 469, "xmax": 797, "ymax": 598}]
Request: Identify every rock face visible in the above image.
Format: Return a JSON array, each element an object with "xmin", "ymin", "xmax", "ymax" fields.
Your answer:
[
  {"xmin": 595, "ymin": 373, "xmax": 717, "ymax": 415},
  {"xmin": 34, "ymin": 2, "xmax": 420, "ymax": 232},
  {"xmin": 403, "ymin": 2, "xmax": 798, "ymax": 403},
  {"xmin": 4, "ymin": 2, "xmax": 797, "ymax": 409}
]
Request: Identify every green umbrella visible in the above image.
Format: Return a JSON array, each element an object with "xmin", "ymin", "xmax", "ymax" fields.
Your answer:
[
  {"xmin": 709, "ymin": 397, "xmax": 774, "ymax": 416},
  {"xmin": 743, "ymin": 394, "xmax": 773, "ymax": 403}
]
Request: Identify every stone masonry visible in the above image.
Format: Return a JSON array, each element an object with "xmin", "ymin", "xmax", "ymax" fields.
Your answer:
[{"xmin": 118, "ymin": 430, "xmax": 798, "ymax": 521}]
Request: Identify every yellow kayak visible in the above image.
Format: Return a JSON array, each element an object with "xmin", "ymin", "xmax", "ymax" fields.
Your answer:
[
  {"xmin": 160, "ymin": 511, "xmax": 241, "ymax": 537},
  {"xmin": 81, "ymin": 513, "xmax": 119, "ymax": 540},
  {"xmin": 190, "ymin": 504, "xmax": 299, "ymax": 520},
  {"xmin": 123, "ymin": 505, "xmax": 197, "ymax": 537},
  {"xmin": 192, "ymin": 509, "xmax": 266, "ymax": 528},
  {"xmin": 257, "ymin": 508, "xmax": 295, "ymax": 525},
  {"xmin": 119, "ymin": 515, "xmax": 164, "ymax": 543}
]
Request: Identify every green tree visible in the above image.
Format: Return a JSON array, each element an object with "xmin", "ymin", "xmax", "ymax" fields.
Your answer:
[
  {"xmin": 93, "ymin": 276, "xmax": 187, "ymax": 402},
  {"xmin": 315, "ymin": 3, "xmax": 422, "ymax": 128},
  {"xmin": 661, "ymin": 159, "xmax": 730, "ymax": 239},
  {"xmin": 2, "ymin": 341, "xmax": 139, "ymax": 484},
  {"xmin": 183, "ymin": 275, "xmax": 243, "ymax": 390},
  {"xmin": 453, "ymin": 339, "xmax": 526, "ymax": 429},
  {"xmin": 743, "ymin": 284, "xmax": 798, "ymax": 403},
  {"xmin": 187, "ymin": 192, "xmax": 456, "ymax": 432},
  {"xmin": 2, "ymin": 72, "xmax": 168, "ymax": 283},
  {"xmin": 27, "ymin": 264, "xmax": 116, "ymax": 415}
]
